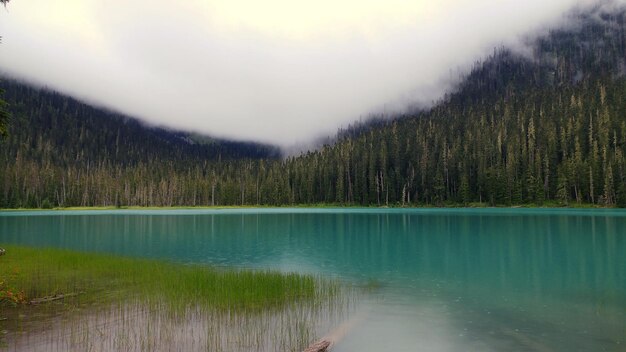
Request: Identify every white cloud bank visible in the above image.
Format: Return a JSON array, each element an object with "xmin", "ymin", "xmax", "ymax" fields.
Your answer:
[{"xmin": 0, "ymin": 0, "xmax": 619, "ymax": 147}]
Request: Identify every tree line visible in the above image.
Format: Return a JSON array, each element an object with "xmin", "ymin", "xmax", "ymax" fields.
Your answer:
[{"xmin": 1, "ymin": 6, "xmax": 625, "ymax": 208}]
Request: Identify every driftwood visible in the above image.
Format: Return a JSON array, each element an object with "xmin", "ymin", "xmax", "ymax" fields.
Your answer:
[
  {"xmin": 29, "ymin": 292, "xmax": 82, "ymax": 305},
  {"xmin": 302, "ymin": 311, "xmax": 368, "ymax": 352},
  {"xmin": 303, "ymin": 339, "xmax": 331, "ymax": 352}
]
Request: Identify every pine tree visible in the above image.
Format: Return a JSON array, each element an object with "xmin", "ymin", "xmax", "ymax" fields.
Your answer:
[
  {"xmin": 602, "ymin": 165, "xmax": 615, "ymax": 205},
  {"xmin": 556, "ymin": 171, "xmax": 569, "ymax": 206},
  {"xmin": 617, "ymin": 181, "xmax": 626, "ymax": 208},
  {"xmin": 0, "ymin": 88, "xmax": 9, "ymax": 138},
  {"xmin": 460, "ymin": 174, "xmax": 471, "ymax": 205}
]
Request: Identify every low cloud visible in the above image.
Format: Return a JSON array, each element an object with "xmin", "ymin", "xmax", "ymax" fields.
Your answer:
[{"xmin": 0, "ymin": 0, "xmax": 619, "ymax": 147}]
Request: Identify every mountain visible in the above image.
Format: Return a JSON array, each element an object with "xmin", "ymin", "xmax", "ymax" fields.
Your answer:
[
  {"xmin": 283, "ymin": 4, "xmax": 626, "ymax": 207},
  {"xmin": 0, "ymin": 81, "xmax": 281, "ymax": 166},
  {"xmin": 0, "ymin": 81, "xmax": 282, "ymax": 207},
  {"xmin": 1, "ymin": 4, "xmax": 625, "ymax": 208}
]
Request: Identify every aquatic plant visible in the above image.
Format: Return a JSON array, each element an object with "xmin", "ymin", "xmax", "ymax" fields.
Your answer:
[
  {"xmin": 0, "ymin": 245, "xmax": 352, "ymax": 351},
  {"xmin": 0, "ymin": 245, "xmax": 335, "ymax": 311}
]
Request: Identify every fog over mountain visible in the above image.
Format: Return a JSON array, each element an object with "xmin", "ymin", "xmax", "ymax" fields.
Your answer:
[{"xmin": 0, "ymin": 0, "xmax": 621, "ymax": 147}]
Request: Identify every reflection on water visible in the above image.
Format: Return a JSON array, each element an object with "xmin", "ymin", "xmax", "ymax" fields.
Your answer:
[
  {"xmin": 1, "ymin": 209, "xmax": 625, "ymax": 351},
  {"xmin": 3, "ymin": 297, "xmax": 353, "ymax": 352}
]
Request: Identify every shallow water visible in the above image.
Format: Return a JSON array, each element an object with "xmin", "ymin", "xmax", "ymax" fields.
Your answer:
[
  {"xmin": 2, "ymin": 299, "xmax": 351, "ymax": 352},
  {"xmin": 1, "ymin": 208, "xmax": 625, "ymax": 351}
]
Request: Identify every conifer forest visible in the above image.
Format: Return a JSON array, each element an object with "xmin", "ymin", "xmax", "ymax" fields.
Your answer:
[{"xmin": 1, "ymin": 8, "xmax": 626, "ymax": 208}]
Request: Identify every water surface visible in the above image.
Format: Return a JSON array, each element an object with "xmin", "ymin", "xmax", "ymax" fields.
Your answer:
[{"xmin": 1, "ymin": 208, "xmax": 625, "ymax": 351}]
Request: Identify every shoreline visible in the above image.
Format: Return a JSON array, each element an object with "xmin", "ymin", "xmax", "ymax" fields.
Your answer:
[{"xmin": 0, "ymin": 202, "xmax": 613, "ymax": 212}]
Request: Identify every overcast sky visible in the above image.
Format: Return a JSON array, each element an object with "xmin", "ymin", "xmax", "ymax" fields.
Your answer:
[{"xmin": 0, "ymin": 0, "xmax": 617, "ymax": 147}]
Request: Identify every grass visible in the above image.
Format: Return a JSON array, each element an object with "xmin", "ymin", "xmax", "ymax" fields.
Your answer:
[
  {"xmin": 0, "ymin": 245, "xmax": 335, "ymax": 312},
  {"xmin": 0, "ymin": 246, "xmax": 351, "ymax": 351}
]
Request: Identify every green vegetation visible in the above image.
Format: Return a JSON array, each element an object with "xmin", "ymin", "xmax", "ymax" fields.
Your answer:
[
  {"xmin": 0, "ymin": 245, "xmax": 333, "ymax": 311},
  {"xmin": 0, "ymin": 1, "xmax": 11, "ymax": 139},
  {"xmin": 0, "ymin": 200, "xmax": 607, "ymax": 212},
  {"xmin": 0, "ymin": 245, "xmax": 348, "ymax": 351},
  {"xmin": 0, "ymin": 88, "xmax": 8, "ymax": 139},
  {"xmin": 1, "ymin": 7, "xmax": 625, "ymax": 209}
]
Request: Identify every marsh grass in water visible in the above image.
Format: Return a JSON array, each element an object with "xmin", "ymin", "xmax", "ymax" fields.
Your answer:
[
  {"xmin": 0, "ymin": 245, "xmax": 351, "ymax": 351},
  {"xmin": 0, "ymin": 245, "xmax": 335, "ymax": 311}
]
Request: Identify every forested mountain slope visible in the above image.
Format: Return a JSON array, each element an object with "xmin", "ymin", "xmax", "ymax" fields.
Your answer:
[
  {"xmin": 1, "ymin": 5, "xmax": 625, "ymax": 208},
  {"xmin": 285, "ymin": 6, "xmax": 626, "ymax": 207},
  {"xmin": 0, "ymin": 82, "xmax": 283, "ymax": 207},
  {"xmin": 0, "ymin": 81, "xmax": 281, "ymax": 166}
]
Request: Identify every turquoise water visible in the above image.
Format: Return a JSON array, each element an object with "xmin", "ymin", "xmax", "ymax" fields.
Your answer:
[{"xmin": 1, "ymin": 208, "xmax": 625, "ymax": 351}]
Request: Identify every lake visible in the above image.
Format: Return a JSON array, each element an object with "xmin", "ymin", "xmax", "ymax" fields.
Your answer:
[{"xmin": 1, "ymin": 208, "xmax": 625, "ymax": 351}]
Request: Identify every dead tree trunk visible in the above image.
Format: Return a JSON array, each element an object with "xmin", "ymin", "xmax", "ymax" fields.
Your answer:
[{"xmin": 303, "ymin": 340, "xmax": 331, "ymax": 352}]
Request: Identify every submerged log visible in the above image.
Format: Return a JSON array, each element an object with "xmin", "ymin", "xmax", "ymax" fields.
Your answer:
[
  {"xmin": 29, "ymin": 292, "xmax": 82, "ymax": 305},
  {"xmin": 302, "ymin": 311, "xmax": 367, "ymax": 352},
  {"xmin": 303, "ymin": 339, "xmax": 331, "ymax": 352}
]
